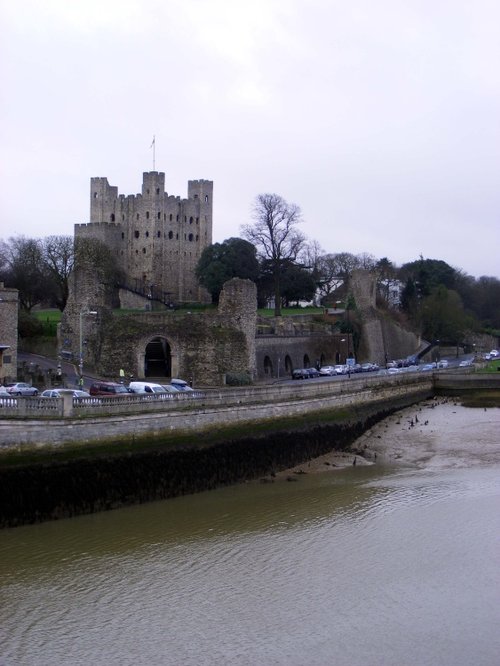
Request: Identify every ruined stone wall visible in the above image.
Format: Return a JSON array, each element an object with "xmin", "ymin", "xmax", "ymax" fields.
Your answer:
[
  {"xmin": 0, "ymin": 283, "xmax": 18, "ymax": 382},
  {"xmin": 60, "ymin": 279, "xmax": 256, "ymax": 386},
  {"xmin": 349, "ymin": 269, "xmax": 420, "ymax": 364},
  {"xmin": 218, "ymin": 278, "xmax": 257, "ymax": 380},
  {"xmin": 95, "ymin": 311, "xmax": 251, "ymax": 386}
]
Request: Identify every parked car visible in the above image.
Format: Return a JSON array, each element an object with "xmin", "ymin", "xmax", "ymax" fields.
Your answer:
[
  {"xmin": 305, "ymin": 368, "xmax": 321, "ymax": 378},
  {"xmin": 334, "ymin": 364, "xmax": 347, "ymax": 375},
  {"xmin": 128, "ymin": 381, "xmax": 169, "ymax": 394},
  {"xmin": 490, "ymin": 349, "xmax": 499, "ymax": 358},
  {"xmin": 318, "ymin": 366, "xmax": 335, "ymax": 376},
  {"xmin": 169, "ymin": 378, "xmax": 193, "ymax": 391},
  {"xmin": 459, "ymin": 359, "xmax": 473, "ymax": 367},
  {"xmin": 89, "ymin": 381, "xmax": 130, "ymax": 396},
  {"xmin": 161, "ymin": 384, "xmax": 181, "ymax": 393},
  {"xmin": 41, "ymin": 389, "xmax": 91, "ymax": 398},
  {"xmin": 0, "ymin": 385, "xmax": 9, "ymax": 396},
  {"xmin": 5, "ymin": 382, "xmax": 38, "ymax": 396},
  {"xmin": 166, "ymin": 379, "xmax": 204, "ymax": 398},
  {"xmin": 292, "ymin": 369, "xmax": 310, "ymax": 380},
  {"xmin": 436, "ymin": 360, "xmax": 449, "ymax": 369}
]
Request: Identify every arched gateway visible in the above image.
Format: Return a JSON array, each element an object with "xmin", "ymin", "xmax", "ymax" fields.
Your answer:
[{"xmin": 144, "ymin": 336, "xmax": 171, "ymax": 378}]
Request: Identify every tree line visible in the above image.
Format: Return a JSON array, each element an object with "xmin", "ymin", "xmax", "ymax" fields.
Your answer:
[
  {"xmin": 196, "ymin": 193, "xmax": 500, "ymax": 346},
  {"xmin": 1, "ymin": 192, "xmax": 499, "ymax": 349}
]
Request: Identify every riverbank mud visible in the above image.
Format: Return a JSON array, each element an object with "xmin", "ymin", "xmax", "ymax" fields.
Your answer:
[
  {"xmin": 271, "ymin": 397, "xmax": 500, "ymax": 480},
  {"xmin": 355, "ymin": 397, "xmax": 500, "ymax": 469}
]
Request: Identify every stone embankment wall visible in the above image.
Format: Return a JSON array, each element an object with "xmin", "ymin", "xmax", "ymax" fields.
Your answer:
[
  {"xmin": 0, "ymin": 374, "xmax": 433, "ymax": 449},
  {"xmin": 0, "ymin": 389, "xmax": 432, "ymax": 528},
  {"xmin": 3, "ymin": 373, "xmax": 497, "ymax": 527}
]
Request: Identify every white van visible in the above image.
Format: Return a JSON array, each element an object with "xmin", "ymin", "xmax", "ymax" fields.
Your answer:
[{"xmin": 128, "ymin": 381, "xmax": 168, "ymax": 394}]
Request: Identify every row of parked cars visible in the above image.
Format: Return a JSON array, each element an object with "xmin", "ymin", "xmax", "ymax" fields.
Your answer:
[
  {"xmin": 88, "ymin": 379, "xmax": 200, "ymax": 397},
  {"xmin": 292, "ymin": 363, "xmax": 380, "ymax": 380},
  {"xmin": 0, "ymin": 379, "xmax": 201, "ymax": 401}
]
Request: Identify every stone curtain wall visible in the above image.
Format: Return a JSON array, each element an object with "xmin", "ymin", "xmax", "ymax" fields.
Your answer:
[
  {"xmin": 218, "ymin": 279, "xmax": 258, "ymax": 380},
  {"xmin": 350, "ymin": 269, "xmax": 420, "ymax": 364},
  {"xmin": 255, "ymin": 334, "xmax": 347, "ymax": 379},
  {"xmin": 0, "ymin": 283, "xmax": 18, "ymax": 383},
  {"xmin": 97, "ymin": 311, "xmax": 250, "ymax": 386},
  {"xmin": 61, "ymin": 279, "xmax": 257, "ymax": 386}
]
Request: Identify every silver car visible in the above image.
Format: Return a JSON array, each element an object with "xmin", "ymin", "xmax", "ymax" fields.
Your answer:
[
  {"xmin": 5, "ymin": 382, "xmax": 39, "ymax": 396},
  {"xmin": 41, "ymin": 389, "xmax": 91, "ymax": 398}
]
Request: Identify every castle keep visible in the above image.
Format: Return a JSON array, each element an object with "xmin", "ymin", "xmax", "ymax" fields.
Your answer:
[{"xmin": 75, "ymin": 172, "xmax": 213, "ymax": 304}]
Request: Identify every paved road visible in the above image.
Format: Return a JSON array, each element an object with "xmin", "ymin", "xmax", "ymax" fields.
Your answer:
[{"xmin": 18, "ymin": 352, "xmax": 98, "ymax": 390}]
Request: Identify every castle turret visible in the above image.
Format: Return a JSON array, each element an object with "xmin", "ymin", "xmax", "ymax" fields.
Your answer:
[
  {"xmin": 141, "ymin": 172, "xmax": 166, "ymax": 198},
  {"xmin": 90, "ymin": 178, "xmax": 119, "ymax": 223}
]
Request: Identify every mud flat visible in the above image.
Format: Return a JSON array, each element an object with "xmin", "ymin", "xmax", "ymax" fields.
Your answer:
[
  {"xmin": 273, "ymin": 397, "xmax": 500, "ymax": 480},
  {"xmin": 354, "ymin": 397, "xmax": 500, "ymax": 469}
]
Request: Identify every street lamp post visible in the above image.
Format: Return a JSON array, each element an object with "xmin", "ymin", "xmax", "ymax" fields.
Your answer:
[{"xmin": 79, "ymin": 309, "xmax": 97, "ymax": 380}]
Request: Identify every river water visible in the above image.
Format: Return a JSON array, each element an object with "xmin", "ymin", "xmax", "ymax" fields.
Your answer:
[{"xmin": 1, "ymin": 403, "xmax": 499, "ymax": 666}]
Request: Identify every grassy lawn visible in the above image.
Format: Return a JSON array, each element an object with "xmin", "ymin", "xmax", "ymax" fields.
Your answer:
[
  {"xmin": 479, "ymin": 359, "xmax": 500, "ymax": 374},
  {"xmin": 33, "ymin": 309, "xmax": 62, "ymax": 323},
  {"xmin": 33, "ymin": 306, "xmax": 326, "ymax": 318},
  {"xmin": 258, "ymin": 307, "xmax": 324, "ymax": 317},
  {"xmin": 32, "ymin": 309, "xmax": 62, "ymax": 336}
]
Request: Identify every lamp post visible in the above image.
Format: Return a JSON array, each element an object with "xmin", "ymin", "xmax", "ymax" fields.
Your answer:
[{"xmin": 79, "ymin": 309, "xmax": 97, "ymax": 380}]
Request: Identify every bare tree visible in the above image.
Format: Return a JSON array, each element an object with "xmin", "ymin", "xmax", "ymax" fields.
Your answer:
[
  {"xmin": 242, "ymin": 193, "xmax": 306, "ymax": 316},
  {"xmin": 356, "ymin": 252, "xmax": 377, "ymax": 270},
  {"xmin": 315, "ymin": 254, "xmax": 345, "ymax": 303},
  {"xmin": 42, "ymin": 235, "xmax": 75, "ymax": 311},
  {"xmin": 1, "ymin": 236, "xmax": 47, "ymax": 311}
]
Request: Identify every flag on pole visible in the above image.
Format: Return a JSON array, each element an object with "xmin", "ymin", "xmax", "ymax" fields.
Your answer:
[{"xmin": 150, "ymin": 135, "xmax": 155, "ymax": 148}]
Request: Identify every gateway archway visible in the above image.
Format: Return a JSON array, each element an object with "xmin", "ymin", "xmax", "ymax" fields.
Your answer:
[{"xmin": 144, "ymin": 336, "xmax": 171, "ymax": 377}]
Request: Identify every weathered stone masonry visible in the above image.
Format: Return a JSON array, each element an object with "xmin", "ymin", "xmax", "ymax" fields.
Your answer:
[
  {"xmin": 76, "ymin": 172, "xmax": 213, "ymax": 304},
  {"xmin": 0, "ymin": 283, "xmax": 18, "ymax": 383}
]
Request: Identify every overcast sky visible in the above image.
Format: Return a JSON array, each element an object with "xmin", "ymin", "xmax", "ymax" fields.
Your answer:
[{"xmin": 1, "ymin": 0, "xmax": 499, "ymax": 278}]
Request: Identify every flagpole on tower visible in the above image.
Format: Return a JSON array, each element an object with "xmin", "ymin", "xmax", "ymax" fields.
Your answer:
[{"xmin": 150, "ymin": 135, "xmax": 156, "ymax": 170}]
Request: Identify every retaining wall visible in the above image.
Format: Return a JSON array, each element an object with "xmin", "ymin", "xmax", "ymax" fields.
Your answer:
[{"xmin": 0, "ymin": 374, "xmax": 433, "ymax": 449}]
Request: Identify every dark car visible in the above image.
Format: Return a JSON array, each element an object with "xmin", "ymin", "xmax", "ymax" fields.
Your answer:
[
  {"xmin": 305, "ymin": 368, "xmax": 321, "ymax": 378},
  {"xmin": 292, "ymin": 369, "xmax": 309, "ymax": 380},
  {"xmin": 89, "ymin": 381, "xmax": 130, "ymax": 396}
]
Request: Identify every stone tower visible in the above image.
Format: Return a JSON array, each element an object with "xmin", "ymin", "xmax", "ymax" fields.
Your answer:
[{"xmin": 75, "ymin": 172, "xmax": 213, "ymax": 304}]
